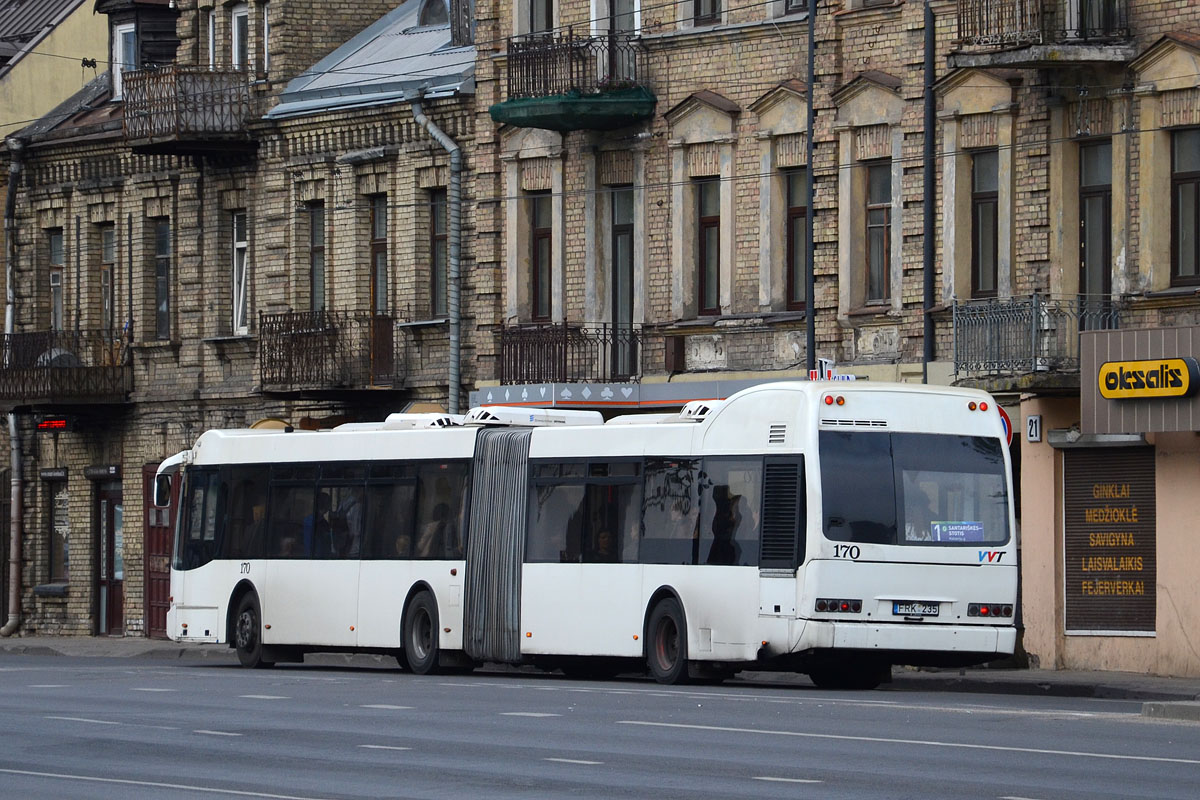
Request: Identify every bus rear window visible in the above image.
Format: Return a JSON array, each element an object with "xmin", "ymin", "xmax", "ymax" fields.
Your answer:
[{"xmin": 820, "ymin": 431, "xmax": 1009, "ymax": 547}]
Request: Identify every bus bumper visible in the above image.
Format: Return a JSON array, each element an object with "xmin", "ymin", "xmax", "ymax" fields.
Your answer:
[
  {"xmin": 796, "ymin": 620, "xmax": 1016, "ymax": 658},
  {"xmin": 167, "ymin": 605, "xmax": 221, "ymax": 644}
]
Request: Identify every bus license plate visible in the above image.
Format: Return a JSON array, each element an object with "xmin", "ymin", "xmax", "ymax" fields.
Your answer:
[{"xmin": 893, "ymin": 601, "xmax": 939, "ymax": 617}]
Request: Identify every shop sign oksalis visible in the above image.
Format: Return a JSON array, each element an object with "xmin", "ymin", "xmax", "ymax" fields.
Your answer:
[{"xmin": 1063, "ymin": 448, "xmax": 1155, "ymax": 633}]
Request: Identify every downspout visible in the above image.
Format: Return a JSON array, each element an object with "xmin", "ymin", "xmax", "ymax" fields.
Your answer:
[
  {"xmin": 2, "ymin": 137, "xmax": 26, "ymax": 636},
  {"xmin": 408, "ymin": 90, "xmax": 462, "ymax": 414}
]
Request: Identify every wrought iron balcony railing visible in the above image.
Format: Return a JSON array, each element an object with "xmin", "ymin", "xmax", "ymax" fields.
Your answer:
[
  {"xmin": 956, "ymin": 0, "xmax": 1129, "ymax": 50},
  {"xmin": 260, "ymin": 311, "xmax": 400, "ymax": 391},
  {"xmin": 507, "ymin": 28, "xmax": 649, "ymax": 100},
  {"xmin": 0, "ymin": 330, "xmax": 131, "ymax": 406},
  {"xmin": 499, "ymin": 322, "xmax": 641, "ymax": 385},
  {"xmin": 122, "ymin": 66, "xmax": 256, "ymax": 150},
  {"xmin": 952, "ymin": 294, "xmax": 1123, "ymax": 380}
]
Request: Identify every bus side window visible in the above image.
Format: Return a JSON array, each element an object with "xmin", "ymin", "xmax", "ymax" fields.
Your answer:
[
  {"xmin": 268, "ymin": 483, "xmax": 315, "ymax": 558},
  {"xmin": 365, "ymin": 481, "xmax": 416, "ymax": 559},
  {"xmin": 527, "ymin": 481, "xmax": 584, "ymax": 563},
  {"xmin": 415, "ymin": 462, "xmax": 468, "ymax": 559},
  {"xmin": 224, "ymin": 467, "xmax": 268, "ymax": 560},
  {"xmin": 698, "ymin": 458, "xmax": 763, "ymax": 567},
  {"xmin": 641, "ymin": 459, "xmax": 700, "ymax": 565}
]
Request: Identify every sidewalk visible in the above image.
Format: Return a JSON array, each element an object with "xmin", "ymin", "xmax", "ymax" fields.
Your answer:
[{"xmin": 3, "ymin": 634, "xmax": 1198, "ymax": 721}]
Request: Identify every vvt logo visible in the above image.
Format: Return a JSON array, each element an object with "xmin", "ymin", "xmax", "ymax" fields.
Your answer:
[{"xmin": 978, "ymin": 550, "xmax": 1005, "ymax": 563}]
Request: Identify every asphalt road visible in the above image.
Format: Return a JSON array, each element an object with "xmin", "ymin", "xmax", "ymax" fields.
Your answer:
[{"xmin": 1, "ymin": 655, "xmax": 1197, "ymax": 799}]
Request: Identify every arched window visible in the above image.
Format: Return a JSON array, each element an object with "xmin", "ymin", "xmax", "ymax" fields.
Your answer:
[{"xmin": 418, "ymin": 0, "xmax": 449, "ymax": 26}]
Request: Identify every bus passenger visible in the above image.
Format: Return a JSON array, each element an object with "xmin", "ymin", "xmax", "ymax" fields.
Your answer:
[
  {"xmin": 417, "ymin": 502, "xmax": 452, "ymax": 558},
  {"xmin": 303, "ymin": 492, "xmax": 333, "ymax": 556}
]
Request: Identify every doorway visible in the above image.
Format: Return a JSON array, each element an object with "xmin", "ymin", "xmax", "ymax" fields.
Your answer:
[{"xmin": 96, "ymin": 481, "xmax": 124, "ymax": 635}]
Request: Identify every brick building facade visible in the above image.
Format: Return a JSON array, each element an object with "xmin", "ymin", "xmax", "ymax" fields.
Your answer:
[{"xmin": 1, "ymin": 0, "xmax": 477, "ymax": 636}]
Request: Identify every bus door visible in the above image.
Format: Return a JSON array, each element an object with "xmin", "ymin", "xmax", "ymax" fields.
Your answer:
[
  {"xmin": 523, "ymin": 462, "xmax": 644, "ymax": 658},
  {"xmin": 263, "ymin": 465, "xmax": 361, "ymax": 647},
  {"xmin": 463, "ymin": 429, "xmax": 532, "ymax": 664}
]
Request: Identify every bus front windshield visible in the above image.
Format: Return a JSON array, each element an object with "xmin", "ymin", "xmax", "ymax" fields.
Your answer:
[{"xmin": 820, "ymin": 431, "xmax": 1010, "ymax": 547}]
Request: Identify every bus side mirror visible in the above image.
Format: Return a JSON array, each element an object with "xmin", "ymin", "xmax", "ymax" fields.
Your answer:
[{"xmin": 154, "ymin": 474, "xmax": 172, "ymax": 508}]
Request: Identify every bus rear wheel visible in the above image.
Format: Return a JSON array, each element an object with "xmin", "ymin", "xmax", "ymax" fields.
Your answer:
[
  {"xmin": 403, "ymin": 591, "xmax": 441, "ymax": 674},
  {"xmin": 234, "ymin": 593, "xmax": 273, "ymax": 669},
  {"xmin": 647, "ymin": 598, "xmax": 689, "ymax": 685}
]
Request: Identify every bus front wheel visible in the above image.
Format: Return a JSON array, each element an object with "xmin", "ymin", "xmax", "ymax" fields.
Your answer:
[
  {"xmin": 403, "ymin": 591, "xmax": 441, "ymax": 674},
  {"xmin": 234, "ymin": 593, "xmax": 273, "ymax": 669},
  {"xmin": 647, "ymin": 598, "xmax": 689, "ymax": 685}
]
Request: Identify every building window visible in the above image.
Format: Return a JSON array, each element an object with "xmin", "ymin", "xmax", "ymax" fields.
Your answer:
[
  {"xmin": 112, "ymin": 23, "xmax": 136, "ymax": 99},
  {"xmin": 154, "ymin": 219, "xmax": 171, "ymax": 340},
  {"xmin": 205, "ymin": 9, "xmax": 215, "ymax": 69},
  {"xmin": 419, "ymin": 0, "xmax": 449, "ymax": 26},
  {"xmin": 531, "ymin": 192, "xmax": 552, "ymax": 321},
  {"xmin": 369, "ymin": 195, "xmax": 388, "ymax": 315},
  {"xmin": 1079, "ymin": 141, "xmax": 1112, "ymax": 299},
  {"xmin": 971, "ymin": 150, "xmax": 999, "ymax": 298},
  {"xmin": 430, "ymin": 189, "xmax": 448, "ymax": 318},
  {"xmin": 784, "ymin": 0, "xmax": 807, "ymax": 12},
  {"xmin": 611, "ymin": 187, "xmax": 635, "ymax": 375},
  {"xmin": 695, "ymin": 0, "xmax": 721, "ymax": 25},
  {"xmin": 697, "ymin": 178, "xmax": 720, "ymax": 315},
  {"xmin": 232, "ymin": 212, "xmax": 249, "ymax": 334},
  {"xmin": 530, "ymin": 0, "xmax": 553, "ymax": 34},
  {"xmin": 49, "ymin": 481, "xmax": 69, "ymax": 583},
  {"xmin": 99, "ymin": 224, "xmax": 116, "ymax": 332},
  {"xmin": 866, "ymin": 162, "xmax": 891, "ymax": 304},
  {"xmin": 47, "ymin": 229, "xmax": 64, "ymax": 331},
  {"xmin": 785, "ymin": 168, "xmax": 808, "ymax": 310},
  {"xmin": 1172, "ymin": 128, "xmax": 1200, "ymax": 286},
  {"xmin": 261, "ymin": 2, "xmax": 270, "ymax": 74},
  {"xmin": 308, "ymin": 202, "xmax": 325, "ymax": 312},
  {"xmin": 231, "ymin": 3, "xmax": 249, "ymax": 70}
]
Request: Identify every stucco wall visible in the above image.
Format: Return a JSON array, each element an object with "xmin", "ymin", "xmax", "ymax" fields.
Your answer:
[
  {"xmin": 1021, "ymin": 397, "xmax": 1200, "ymax": 676},
  {"xmin": 0, "ymin": 4, "xmax": 108, "ymax": 138}
]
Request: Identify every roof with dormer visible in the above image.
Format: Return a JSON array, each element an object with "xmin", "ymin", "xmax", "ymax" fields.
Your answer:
[
  {"xmin": 266, "ymin": 0, "xmax": 474, "ymax": 120},
  {"xmin": 0, "ymin": 0, "xmax": 87, "ymax": 73}
]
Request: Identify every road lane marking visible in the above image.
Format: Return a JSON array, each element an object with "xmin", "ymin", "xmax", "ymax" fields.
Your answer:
[
  {"xmin": 132, "ymin": 688, "xmax": 177, "ymax": 693},
  {"xmin": 0, "ymin": 767, "xmax": 340, "ymax": 799},
  {"xmin": 1000, "ymin": 796, "xmax": 1047, "ymax": 800},
  {"xmin": 239, "ymin": 694, "xmax": 290, "ymax": 700},
  {"xmin": 28, "ymin": 684, "xmax": 69, "ymax": 688},
  {"xmin": 46, "ymin": 716, "xmax": 119, "ymax": 725},
  {"xmin": 501, "ymin": 712, "xmax": 561, "ymax": 717},
  {"xmin": 359, "ymin": 745, "xmax": 412, "ymax": 752},
  {"xmin": 545, "ymin": 758, "xmax": 603, "ymax": 765},
  {"xmin": 360, "ymin": 704, "xmax": 412, "ymax": 710},
  {"xmin": 618, "ymin": 721, "xmax": 1200, "ymax": 766},
  {"xmin": 195, "ymin": 729, "xmax": 242, "ymax": 737},
  {"xmin": 754, "ymin": 777, "xmax": 823, "ymax": 784}
]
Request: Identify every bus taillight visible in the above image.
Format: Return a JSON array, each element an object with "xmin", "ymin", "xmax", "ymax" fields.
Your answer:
[
  {"xmin": 816, "ymin": 598, "xmax": 861, "ymax": 613},
  {"xmin": 968, "ymin": 603, "xmax": 1013, "ymax": 617}
]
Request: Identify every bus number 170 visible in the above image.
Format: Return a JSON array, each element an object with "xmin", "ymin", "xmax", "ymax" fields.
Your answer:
[{"xmin": 832, "ymin": 545, "xmax": 860, "ymax": 560}]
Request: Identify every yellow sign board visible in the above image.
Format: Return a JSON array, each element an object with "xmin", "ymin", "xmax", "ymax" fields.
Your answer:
[{"xmin": 1098, "ymin": 358, "xmax": 1199, "ymax": 399}]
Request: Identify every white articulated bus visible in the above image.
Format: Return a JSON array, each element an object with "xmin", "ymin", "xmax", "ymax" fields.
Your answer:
[{"xmin": 159, "ymin": 381, "xmax": 1017, "ymax": 688}]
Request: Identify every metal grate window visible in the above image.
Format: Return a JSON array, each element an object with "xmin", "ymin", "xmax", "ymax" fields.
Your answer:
[{"xmin": 759, "ymin": 459, "xmax": 804, "ymax": 569}]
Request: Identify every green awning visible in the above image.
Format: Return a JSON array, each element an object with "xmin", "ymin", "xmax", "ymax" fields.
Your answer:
[{"xmin": 489, "ymin": 86, "xmax": 657, "ymax": 132}]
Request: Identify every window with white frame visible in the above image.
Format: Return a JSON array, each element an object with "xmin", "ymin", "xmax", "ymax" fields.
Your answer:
[
  {"xmin": 695, "ymin": 0, "xmax": 721, "ymax": 25},
  {"xmin": 530, "ymin": 0, "xmax": 553, "ymax": 33},
  {"xmin": 206, "ymin": 8, "xmax": 215, "ymax": 69},
  {"xmin": 369, "ymin": 195, "xmax": 389, "ymax": 315},
  {"xmin": 231, "ymin": 3, "xmax": 249, "ymax": 70},
  {"xmin": 696, "ymin": 178, "xmax": 720, "ymax": 315},
  {"xmin": 48, "ymin": 229, "xmax": 64, "ymax": 331},
  {"xmin": 112, "ymin": 23, "xmax": 136, "ymax": 99},
  {"xmin": 262, "ymin": 1, "xmax": 270, "ymax": 74},
  {"xmin": 232, "ymin": 211, "xmax": 249, "ymax": 334},
  {"xmin": 785, "ymin": 168, "xmax": 808, "ymax": 310},
  {"xmin": 530, "ymin": 192, "xmax": 552, "ymax": 321}
]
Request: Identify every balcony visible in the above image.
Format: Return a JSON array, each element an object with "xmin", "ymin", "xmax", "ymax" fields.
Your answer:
[
  {"xmin": 951, "ymin": 0, "xmax": 1135, "ymax": 69},
  {"xmin": 499, "ymin": 323, "xmax": 641, "ymax": 384},
  {"xmin": 122, "ymin": 66, "xmax": 257, "ymax": 155},
  {"xmin": 259, "ymin": 311, "xmax": 401, "ymax": 393},
  {"xmin": 0, "ymin": 330, "xmax": 132, "ymax": 408},
  {"xmin": 952, "ymin": 294, "xmax": 1123, "ymax": 392},
  {"xmin": 490, "ymin": 29, "xmax": 656, "ymax": 132}
]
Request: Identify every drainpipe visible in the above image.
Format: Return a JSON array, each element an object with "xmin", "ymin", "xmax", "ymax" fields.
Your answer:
[
  {"xmin": 2, "ymin": 137, "xmax": 26, "ymax": 637},
  {"xmin": 408, "ymin": 90, "xmax": 462, "ymax": 414}
]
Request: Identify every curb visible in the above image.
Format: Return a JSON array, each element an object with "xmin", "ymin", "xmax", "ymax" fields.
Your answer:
[{"xmin": 1142, "ymin": 701, "xmax": 1200, "ymax": 722}]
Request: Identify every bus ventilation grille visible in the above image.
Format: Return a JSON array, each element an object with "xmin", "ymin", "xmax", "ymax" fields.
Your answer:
[
  {"xmin": 768, "ymin": 424, "xmax": 787, "ymax": 444},
  {"xmin": 820, "ymin": 418, "xmax": 888, "ymax": 428},
  {"xmin": 678, "ymin": 399, "xmax": 722, "ymax": 422},
  {"xmin": 760, "ymin": 462, "xmax": 801, "ymax": 568}
]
